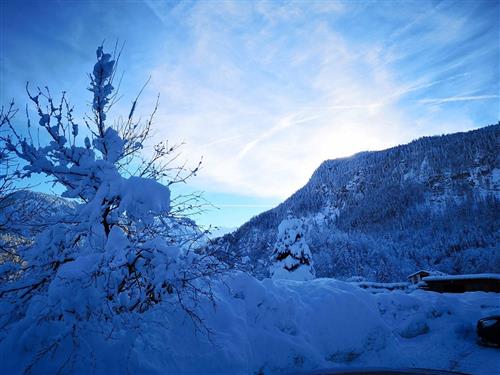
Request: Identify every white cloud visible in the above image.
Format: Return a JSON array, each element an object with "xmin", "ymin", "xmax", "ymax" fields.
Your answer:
[{"xmin": 141, "ymin": 0, "xmax": 498, "ymax": 199}]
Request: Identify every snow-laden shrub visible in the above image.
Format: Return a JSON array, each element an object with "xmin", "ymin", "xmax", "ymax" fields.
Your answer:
[
  {"xmin": 270, "ymin": 212, "xmax": 315, "ymax": 281},
  {"xmin": 0, "ymin": 46, "xmax": 224, "ymax": 372}
]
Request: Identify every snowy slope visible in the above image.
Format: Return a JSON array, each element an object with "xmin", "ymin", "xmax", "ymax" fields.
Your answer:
[
  {"xmin": 1, "ymin": 273, "xmax": 498, "ymax": 375},
  {"xmin": 218, "ymin": 124, "xmax": 500, "ymax": 281},
  {"xmin": 0, "ymin": 190, "xmax": 77, "ymax": 233}
]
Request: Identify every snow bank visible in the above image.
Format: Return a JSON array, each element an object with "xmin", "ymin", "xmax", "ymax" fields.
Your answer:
[{"xmin": 1, "ymin": 274, "xmax": 498, "ymax": 375}]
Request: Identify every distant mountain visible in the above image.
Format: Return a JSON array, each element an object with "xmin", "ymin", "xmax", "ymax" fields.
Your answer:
[
  {"xmin": 0, "ymin": 190, "xmax": 204, "ymax": 250},
  {"xmin": 0, "ymin": 190, "xmax": 77, "ymax": 237},
  {"xmin": 217, "ymin": 123, "xmax": 500, "ymax": 282},
  {"xmin": 207, "ymin": 226, "xmax": 237, "ymax": 239},
  {"xmin": 0, "ymin": 190, "xmax": 77, "ymax": 262}
]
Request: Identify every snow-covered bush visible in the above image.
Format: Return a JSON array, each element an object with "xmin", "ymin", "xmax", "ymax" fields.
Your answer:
[
  {"xmin": 0, "ymin": 46, "xmax": 224, "ymax": 372},
  {"xmin": 270, "ymin": 211, "xmax": 315, "ymax": 281}
]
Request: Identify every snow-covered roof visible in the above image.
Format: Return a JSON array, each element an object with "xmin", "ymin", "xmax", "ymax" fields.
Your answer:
[
  {"xmin": 407, "ymin": 270, "xmax": 431, "ymax": 278},
  {"xmin": 423, "ymin": 273, "xmax": 500, "ymax": 282},
  {"xmin": 408, "ymin": 270, "xmax": 448, "ymax": 278}
]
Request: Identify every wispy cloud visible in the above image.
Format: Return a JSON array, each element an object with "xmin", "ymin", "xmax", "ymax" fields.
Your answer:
[
  {"xmin": 419, "ymin": 95, "xmax": 499, "ymax": 105},
  {"xmin": 2, "ymin": 0, "xmax": 497, "ymax": 225},
  {"xmin": 142, "ymin": 0, "xmax": 498, "ymax": 199},
  {"xmin": 236, "ymin": 113, "xmax": 319, "ymax": 160}
]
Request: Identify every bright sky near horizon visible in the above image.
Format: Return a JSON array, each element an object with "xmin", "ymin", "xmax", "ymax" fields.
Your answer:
[{"xmin": 1, "ymin": 0, "xmax": 499, "ymax": 228}]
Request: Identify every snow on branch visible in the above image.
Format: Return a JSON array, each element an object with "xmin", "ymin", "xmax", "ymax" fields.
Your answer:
[{"xmin": 0, "ymin": 45, "xmax": 225, "ymax": 373}]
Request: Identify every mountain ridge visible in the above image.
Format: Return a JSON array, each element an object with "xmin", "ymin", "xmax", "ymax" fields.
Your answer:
[{"xmin": 218, "ymin": 123, "xmax": 500, "ymax": 281}]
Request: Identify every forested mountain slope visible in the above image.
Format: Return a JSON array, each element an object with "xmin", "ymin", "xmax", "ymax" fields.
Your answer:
[
  {"xmin": 218, "ymin": 123, "xmax": 500, "ymax": 281},
  {"xmin": 0, "ymin": 190, "xmax": 77, "ymax": 236}
]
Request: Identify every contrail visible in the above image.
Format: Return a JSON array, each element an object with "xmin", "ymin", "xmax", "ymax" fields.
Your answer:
[{"xmin": 419, "ymin": 95, "xmax": 499, "ymax": 105}]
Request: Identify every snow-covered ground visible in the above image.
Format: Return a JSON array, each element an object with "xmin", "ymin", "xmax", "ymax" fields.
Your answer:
[{"xmin": 1, "ymin": 273, "xmax": 498, "ymax": 375}]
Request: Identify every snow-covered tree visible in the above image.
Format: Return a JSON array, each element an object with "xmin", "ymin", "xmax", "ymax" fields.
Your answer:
[
  {"xmin": 270, "ymin": 212, "xmax": 315, "ymax": 281},
  {"xmin": 0, "ymin": 45, "xmax": 224, "ymax": 372},
  {"xmin": 0, "ymin": 101, "xmax": 27, "ymax": 260},
  {"xmin": 0, "ymin": 104, "xmax": 15, "ymax": 222}
]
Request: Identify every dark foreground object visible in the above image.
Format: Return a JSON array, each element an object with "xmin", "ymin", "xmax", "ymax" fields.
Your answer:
[
  {"xmin": 477, "ymin": 315, "xmax": 500, "ymax": 347},
  {"xmin": 420, "ymin": 274, "xmax": 500, "ymax": 293},
  {"xmin": 292, "ymin": 368, "xmax": 469, "ymax": 375}
]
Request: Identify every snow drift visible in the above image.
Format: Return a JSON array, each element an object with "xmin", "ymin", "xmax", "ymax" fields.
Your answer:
[{"xmin": 1, "ymin": 273, "xmax": 498, "ymax": 375}]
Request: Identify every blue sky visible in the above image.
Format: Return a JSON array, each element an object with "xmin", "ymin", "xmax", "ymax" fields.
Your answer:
[{"xmin": 1, "ymin": 0, "xmax": 499, "ymax": 228}]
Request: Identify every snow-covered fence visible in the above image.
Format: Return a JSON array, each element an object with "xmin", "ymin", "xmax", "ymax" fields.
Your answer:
[{"xmin": 352, "ymin": 281, "xmax": 411, "ymax": 293}]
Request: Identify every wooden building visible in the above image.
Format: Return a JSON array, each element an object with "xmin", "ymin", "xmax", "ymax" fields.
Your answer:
[
  {"xmin": 407, "ymin": 270, "xmax": 431, "ymax": 284},
  {"xmin": 420, "ymin": 273, "xmax": 500, "ymax": 293}
]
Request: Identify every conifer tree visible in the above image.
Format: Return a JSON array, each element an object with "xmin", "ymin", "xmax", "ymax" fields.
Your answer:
[{"xmin": 270, "ymin": 211, "xmax": 315, "ymax": 281}]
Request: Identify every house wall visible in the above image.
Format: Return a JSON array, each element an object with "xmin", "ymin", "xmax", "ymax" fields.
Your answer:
[{"xmin": 423, "ymin": 279, "xmax": 500, "ymax": 293}]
